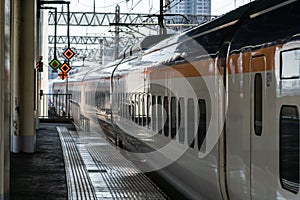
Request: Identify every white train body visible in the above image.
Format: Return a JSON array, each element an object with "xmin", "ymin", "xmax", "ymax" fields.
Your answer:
[{"xmin": 53, "ymin": 0, "xmax": 300, "ymax": 199}]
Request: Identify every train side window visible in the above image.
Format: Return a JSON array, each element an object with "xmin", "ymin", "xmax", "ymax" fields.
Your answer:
[
  {"xmin": 126, "ymin": 93, "xmax": 129, "ymax": 119},
  {"xmin": 140, "ymin": 94, "xmax": 145, "ymax": 126},
  {"xmin": 280, "ymin": 105, "xmax": 299, "ymax": 194},
  {"xmin": 157, "ymin": 96, "xmax": 163, "ymax": 134},
  {"xmin": 187, "ymin": 98, "xmax": 195, "ymax": 148},
  {"xmin": 164, "ymin": 97, "xmax": 169, "ymax": 137},
  {"xmin": 119, "ymin": 93, "xmax": 122, "ymax": 117},
  {"xmin": 171, "ymin": 97, "xmax": 177, "ymax": 140},
  {"xmin": 280, "ymin": 49, "xmax": 300, "ymax": 79},
  {"xmin": 117, "ymin": 93, "xmax": 122, "ymax": 116},
  {"xmin": 254, "ymin": 73, "xmax": 263, "ymax": 136},
  {"xmin": 198, "ymin": 99, "xmax": 206, "ymax": 151},
  {"xmin": 152, "ymin": 96, "xmax": 156, "ymax": 131},
  {"xmin": 131, "ymin": 94, "xmax": 136, "ymax": 121},
  {"xmin": 178, "ymin": 97, "xmax": 185, "ymax": 144},
  {"xmin": 128, "ymin": 94, "xmax": 131, "ymax": 120},
  {"xmin": 143, "ymin": 95, "xmax": 147, "ymax": 126},
  {"xmin": 123, "ymin": 93, "xmax": 127, "ymax": 119},
  {"xmin": 136, "ymin": 94, "xmax": 140, "ymax": 124},
  {"xmin": 147, "ymin": 95, "xmax": 151, "ymax": 128},
  {"xmin": 122, "ymin": 93, "xmax": 126, "ymax": 118}
]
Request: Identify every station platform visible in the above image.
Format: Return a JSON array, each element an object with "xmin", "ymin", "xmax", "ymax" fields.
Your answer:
[{"xmin": 10, "ymin": 123, "xmax": 169, "ymax": 200}]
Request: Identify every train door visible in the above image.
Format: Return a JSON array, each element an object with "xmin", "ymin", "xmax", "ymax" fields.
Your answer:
[{"xmin": 250, "ymin": 55, "xmax": 267, "ymax": 200}]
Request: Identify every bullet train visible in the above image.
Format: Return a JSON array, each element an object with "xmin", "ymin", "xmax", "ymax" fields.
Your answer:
[{"xmin": 53, "ymin": 0, "xmax": 300, "ymax": 199}]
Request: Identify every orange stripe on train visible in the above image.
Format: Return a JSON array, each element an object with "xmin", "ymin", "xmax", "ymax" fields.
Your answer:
[{"xmin": 149, "ymin": 46, "xmax": 277, "ymax": 79}]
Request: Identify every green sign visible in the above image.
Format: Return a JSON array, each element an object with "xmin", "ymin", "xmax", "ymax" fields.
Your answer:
[{"xmin": 49, "ymin": 59, "xmax": 61, "ymax": 70}]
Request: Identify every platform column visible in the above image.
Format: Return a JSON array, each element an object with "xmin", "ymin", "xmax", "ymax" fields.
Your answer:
[
  {"xmin": 19, "ymin": 0, "xmax": 37, "ymax": 153},
  {"xmin": 34, "ymin": 1, "xmax": 43, "ymax": 130},
  {"xmin": 10, "ymin": 0, "xmax": 21, "ymax": 153},
  {"xmin": 0, "ymin": 0, "xmax": 11, "ymax": 199},
  {"xmin": 40, "ymin": 10, "xmax": 49, "ymax": 120}
]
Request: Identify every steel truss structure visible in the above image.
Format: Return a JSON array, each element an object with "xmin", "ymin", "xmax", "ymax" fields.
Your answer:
[
  {"xmin": 47, "ymin": 11, "xmax": 217, "ymax": 62},
  {"xmin": 48, "ymin": 35, "xmax": 142, "ymax": 47},
  {"xmin": 48, "ymin": 12, "xmax": 216, "ymax": 27},
  {"xmin": 49, "ymin": 47, "xmax": 102, "ymax": 58}
]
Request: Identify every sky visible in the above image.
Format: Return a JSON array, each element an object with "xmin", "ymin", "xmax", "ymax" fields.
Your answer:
[
  {"xmin": 66, "ymin": 0, "xmax": 252, "ymax": 16},
  {"xmin": 57, "ymin": 0, "xmax": 252, "ymax": 37},
  {"xmin": 48, "ymin": 0, "xmax": 253, "ymax": 55},
  {"xmin": 212, "ymin": 0, "xmax": 252, "ymax": 15}
]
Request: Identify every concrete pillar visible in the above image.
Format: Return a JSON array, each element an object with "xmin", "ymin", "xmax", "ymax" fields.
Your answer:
[
  {"xmin": 0, "ymin": 0, "xmax": 11, "ymax": 198},
  {"xmin": 36, "ymin": 4, "xmax": 41, "ymax": 130},
  {"xmin": 19, "ymin": 0, "xmax": 36, "ymax": 153},
  {"xmin": 41, "ymin": 10, "xmax": 49, "ymax": 108},
  {"xmin": 11, "ymin": 0, "xmax": 21, "ymax": 153}
]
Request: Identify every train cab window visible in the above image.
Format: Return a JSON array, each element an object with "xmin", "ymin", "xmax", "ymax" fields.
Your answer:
[
  {"xmin": 280, "ymin": 105, "xmax": 299, "ymax": 194},
  {"xmin": 157, "ymin": 96, "xmax": 163, "ymax": 134},
  {"xmin": 280, "ymin": 49, "xmax": 300, "ymax": 79},
  {"xmin": 178, "ymin": 97, "xmax": 185, "ymax": 144},
  {"xmin": 152, "ymin": 96, "xmax": 156, "ymax": 131},
  {"xmin": 254, "ymin": 73, "xmax": 263, "ymax": 136},
  {"xmin": 187, "ymin": 98, "xmax": 195, "ymax": 148},
  {"xmin": 164, "ymin": 97, "xmax": 169, "ymax": 137},
  {"xmin": 171, "ymin": 97, "xmax": 177, "ymax": 140},
  {"xmin": 198, "ymin": 99, "xmax": 206, "ymax": 151}
]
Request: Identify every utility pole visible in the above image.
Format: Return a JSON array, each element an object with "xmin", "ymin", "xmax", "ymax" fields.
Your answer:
[
  {"xmin": 114, "ymin": 5, "xmax": 120, "ymax": 60},
  {"xmin": 93, "ymin": 0, "xmax": 96, "ymax": 13},
  {"xmin": 159, "ymin": 0, "xmax": 166, "ymax": 35}
]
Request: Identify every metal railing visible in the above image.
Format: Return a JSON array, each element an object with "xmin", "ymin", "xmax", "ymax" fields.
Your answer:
[
  {"xmin": 39, "ymin": 93, "xmax": 72, "ymax": 120},
  {"xmin": 70, "ymin": 99, "xmax": 90, "ymax": 132}
]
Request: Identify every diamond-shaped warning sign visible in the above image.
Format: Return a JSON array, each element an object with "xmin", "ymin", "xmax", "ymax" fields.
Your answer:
[
  {"xmin": 63, "ymin": 48, "xmax": 75, "ymax": 60},
  {"xmin": 49, "ymin": 59, "xmax": 61, "ymax": 70},
  {"xmin": 58, "ymin": 72, "xmax": 68, "ymax": 80},
  {"xmin": 60, "ymin": 63, "xmax": 72, "ymax": 74}
]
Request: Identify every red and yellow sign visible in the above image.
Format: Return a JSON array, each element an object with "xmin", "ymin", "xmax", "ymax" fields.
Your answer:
[
  {"xmin": 63, "ymin": 48, "xmax": 75, "ymax": 60},
  {"xmin": 60, "ymin": 63, "xmax": 72, "ymax": 74},
  {"xmin": 58, "ymin": 72, "xmax": 68, "ymax": 80}
]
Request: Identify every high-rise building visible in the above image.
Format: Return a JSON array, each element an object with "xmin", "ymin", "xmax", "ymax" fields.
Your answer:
[{"xmin": 167, "ymin": 0, "xmax": 211, "ymax": 23}]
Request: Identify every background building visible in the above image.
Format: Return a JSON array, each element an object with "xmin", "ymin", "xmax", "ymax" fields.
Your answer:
[{"xmin": 167, "ymin": 0, "xmax": 211, "ymax": 23}]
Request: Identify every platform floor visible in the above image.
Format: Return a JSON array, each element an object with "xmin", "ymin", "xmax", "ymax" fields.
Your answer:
[
  {"xmin": 10, "ymin": 123, "xmax": 69, "ymax": 200},
  {"xmin": 10, "ymin": 123, "xmax": 168, "ymax": 199}
]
